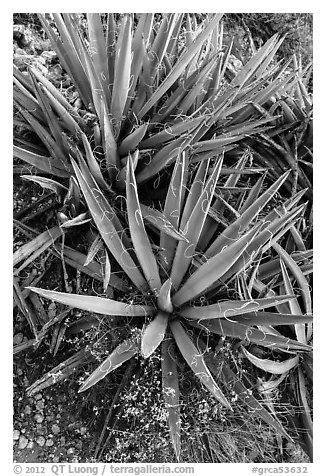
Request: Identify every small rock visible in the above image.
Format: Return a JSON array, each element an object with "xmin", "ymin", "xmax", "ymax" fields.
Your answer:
[
  {"xmin": 36, "ymin": 400, "xmax": 45, "ymax": 411},
  {"xmin": 35, "ymin": 414, "xmax": 44, "ymax": 424},
  {"xmin": 24, "ymin": 405, "xmax": 32, "ymax": 415},
  {"xmin": 80, "ymin": 427, "xmax": 87, "ymax": 436},
  {"xmin": 27, "ymin": 441, "xmax": 34, "ymax": 449},
  {"xmin": 67, "ymin": 447, "xmax": 75, "ymax": 455},
  {"xmin": 46, "ymin": 439, "xmax": 54, "ymax": 447},
  {"xmin": 13, "ymin": 430, "xmax": 20, "ymax": 441},
  {"xmin": 18, "ymin": 435, "xmax": 29, "ymax": 450},
  {"xmin": 40, "ymin": 51, "xmax": 57, "ymax": 62},
  {"xmin": 14, "ymin": 47, "xmax": 27, "ymax": 56},
  {"xmin": 51, "ymin": 424, "xmax": 60, "ymax": 435},
  {"xmin": 13, "ymin": 333, "xmax": 24, "ymax": 345},
  {"xmin": 36, "ymin": 436, "xmax": 46, "ymax": 447},
  {"xmin": 60, "ymin": 437, "xmax": 66, "ymax": 445},
  {"xmin": 75, "ymin": 441, "xmax": 83, "ymax": 450},
  {"xmin": 36, "ymin": 424, "xmax": 45, "ymax": 435},
  {"xmin": 34, "ymin": 393, "xmax": 43, "ymax": 400},
  {"xmin": 53, "ymin": 456, "xmax": 60, "ymax": 463},
  {"xmin": 67, "ymin": 423, "xmax": 75, "ymax": 432}
]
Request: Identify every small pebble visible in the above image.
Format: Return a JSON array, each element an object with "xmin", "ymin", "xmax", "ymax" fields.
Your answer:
[
  {"xmin": 36, "ymin": 436, "xmax": 46, "ymax": 447},
  {"xmin": 75, "ymin": 441, "xmax": 83, "ymax": 450},
  {"xmin": 60, "ymin": 437, "xmax": 66, "ymax": 445},
  {"xmin": 27, "ymin": 441, "xmax": 34, "ymax": 449},
  {"xmin": 34, "ymin": 393, "xmax": 43, "ymax": 400},
  {"xmin": 53, "ymin": 456, "xmax": 60, "ymax": 463},
  {"xmin": 13, "ymin": 430, "xmax": 20, "ymax": 441},
  {"xmin": 34, "ymin": 414, "xmax": 44, "ymax": 424},
  {"xmin": 67, "ymin": 447, "xmax": 75, "ymax": 455},
  {"xmin": 24, "ymin": 405, "xmax": 32, "ymax": 415},
  {"xmin": 80, "ymin": 427, "xmax": 87, "ymax": 436},
  {"xmin": 52, "ymin": 424, "xmax": 60, "ymax": 435},
  {"xmin": 36, "ymin": 400, "xmax": 45, "ymax": 411},
  {"xmin": 46, "ymin": 439, "xmax": 54, "ymax": 447},
  {"xmin": 18, "ymin": 435, "xmax": 29, "ymax": 450},
  {"xmin": 36, "ymin": 424, "xmax": 44, "ymax": 435}
]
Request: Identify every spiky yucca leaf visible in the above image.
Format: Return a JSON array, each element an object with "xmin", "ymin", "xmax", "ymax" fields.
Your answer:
[
  {"xmin": 141, "ymin": 311, "xmax": 169, "ymax": 358},
  {"xmin": 172, "ymin": 226, "xmax": 258, "ymax": 307},
  {"xmin": 71, "ymin": 158, "xmax": 148, "ymax": 292},
  {"xmin": 170, "ymin": 320, "xmax": 231, "ymax": 409},
  {"xmin": 205, "ymin": 170, "xmax": 290, "ymax": 257},
  {"xmin": 13, "ymin": 226, "xmax": 63, "ymax": 272},
  {"xmin": 22, "ymin": 175, "xmax": 68, "ymax": 202},
  {"xmin": 191, "ymin": 318, "xmax": 311, "ymax": 351},
  {"xmin": 170, "ymin": 156, "xmax": 222, "ymax": 288},
  {"xmin": 180, "ymin": 295, "xmax": 298, "ymax": 319},
  {"xmin": 27, "ymin": 287, "xmax": 155, "ymax": 317},
  {"xmin": 241, "ymin": 347, "xmax": 299, "ymax": 374},
  {"xmin": 218, "ymin": 362, "xmax": 292, "ymax": 440},
  {"xmin": 161, "ymin": 339, "xmax": 181, "ymax": 461},
  {"xmin": 126, "ymin": 155, "xmax": 161, "ymax": 291},
  {"xmin": 79, "ymin": 337, "xmax": 140, "ymax": 393},
  {"xmin": 221, "ymin": 311, "xmax": 313, "ymax": 327},
  {"xmin": 26, "ymin": 348, "xmax": 90, "ymax": 397}
]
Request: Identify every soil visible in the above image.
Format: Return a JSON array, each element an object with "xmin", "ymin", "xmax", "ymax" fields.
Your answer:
[{"xmin": 13, "ymin": 176, "xmax": 97, "ymax": 463}]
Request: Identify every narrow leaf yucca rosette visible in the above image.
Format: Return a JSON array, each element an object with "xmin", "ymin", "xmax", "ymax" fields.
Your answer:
[
  {"xmin": 14, "ymin": 14, "xmax": 305, "ymax": 193},
  {"xmin": 27, "ymin": 151, "xmax": 312, "ymax": 458}
]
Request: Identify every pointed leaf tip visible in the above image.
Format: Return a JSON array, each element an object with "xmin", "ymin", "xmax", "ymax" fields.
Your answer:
[{"xmin": 141, "ymin": 312, "xmax": 169, "ymax": 358}]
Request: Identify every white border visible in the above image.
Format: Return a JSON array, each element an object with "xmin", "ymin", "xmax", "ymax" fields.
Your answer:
[{"xmin": 3, "ymin": 4, "xmax": 323, "ymax": 475}]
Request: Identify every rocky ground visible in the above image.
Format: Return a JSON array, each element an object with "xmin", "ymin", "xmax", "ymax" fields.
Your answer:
[
  {"xmin": 13, "ymin": 16, "xmax": 101, "ymax": 458},
  {"xmin": 13, "ymin": 183, "xmax": 97, "ymax": 463}
]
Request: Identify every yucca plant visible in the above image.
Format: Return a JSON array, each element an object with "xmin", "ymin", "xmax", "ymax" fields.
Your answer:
[
  {"xmin": 26, "ymin": 151, "xmax": 312, "ymax": 460},
  {"xmin": 14, "ymin": 13, "xmax": 313, "ymax": 462},
  {"xmin": 235, "ymin": 54, "xmax": 313, "ymax": 201},
  {"xmin": 250, "ymin": 240, "xmax": 313, "ymax": 461},
  {"xmin": 14, "ymin": 13, "xmax": 303, "ymax": 195}
]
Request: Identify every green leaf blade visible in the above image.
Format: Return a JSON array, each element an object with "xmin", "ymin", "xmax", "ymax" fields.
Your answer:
[
  {"xmin": 242, "ymin": 346, "xmax": 299, "ymax": 374},
  {"xmin": 79, "ymin": 337, "xmax": 139, "ymax": 392},
  {"xmin": 126, "ymin": 156, "xmax": 161, "ymax": 291},
  {"xmin": 161, "ymin": 339, "xmax": 181, "ymax": 461},
  {"xmin": 141, "ymin": 311, "xmax": 169, "ymax": 358},
  {"xmin": 28, "ymin": 287, "xmax": 155, "ymax": 317},
  {"xmin": 72, "ymin": 158, "xmax": 148, "ymax": 292},
  {"xmin": 180, "ymin": 295, "xmax": 298, "ymax": 320},
  {"xmin": 170, "ymin": 321, "xmax": 231, "ymax": 409},
  {"xmin": 173, "ymin": 226, "xmax": 257, "ymax": 307}
]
